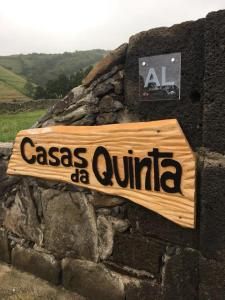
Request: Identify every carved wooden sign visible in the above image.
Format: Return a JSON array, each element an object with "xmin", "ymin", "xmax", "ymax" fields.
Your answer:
[{"xmin": 7, "ymin": 119, "xmax": 196, "ymax": 228}]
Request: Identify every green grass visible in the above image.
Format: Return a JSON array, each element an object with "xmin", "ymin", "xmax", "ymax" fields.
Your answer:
[
  {"xmin": 0, "ymin": 65, "xmax": 28, "ymax": 93},
  {"xmin": 0, "ymin": 109, "xmax": 46, "ymax": 142},
  {"xmin": 0, "ymin": 65, "xmax": 34, "ymax": 101}
]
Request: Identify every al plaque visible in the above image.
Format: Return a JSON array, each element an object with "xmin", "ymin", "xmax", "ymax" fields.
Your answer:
[{"xmin": 139, "ymin": 53, "xmax": 181, "ymax": 101}]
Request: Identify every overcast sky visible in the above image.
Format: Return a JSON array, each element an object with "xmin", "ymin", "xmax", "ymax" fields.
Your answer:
[{"xmin": 0, "ymin": 0, "xmax": 224, "ymax": 55}]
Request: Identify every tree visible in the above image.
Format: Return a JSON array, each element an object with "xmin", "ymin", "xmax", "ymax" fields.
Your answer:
[
  {"xmin": 38, "ymin": 65, "xmax": 94, "ymax": 99},
  {"xmin": 24, "ymin": 81, "xmax": 35, "ymax": 98},
  {"xmin": 34, "ymin": 86, "xmax": 46, "ymax": 100}
]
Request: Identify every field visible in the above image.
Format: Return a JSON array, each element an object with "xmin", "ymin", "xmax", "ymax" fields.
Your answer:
[
  {"xmin": 0, "ymin": 65, "xmax": 31, "ymax": 101},
  {"xmin": 0, "ymin": 81, "xmax": 28, "ymax": 102},
  {"xmin": 0, "ymin": 65, "xmax": 29, "ymax": 93},
  {"xmin": 0, "ymin": 109, "xmax": 46, "ymax": 142}
]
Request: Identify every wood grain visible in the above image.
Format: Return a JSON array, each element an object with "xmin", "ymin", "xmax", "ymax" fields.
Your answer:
[{"xmin": 7, "ymin": 119, "xmax": 196, "ymax": 228}]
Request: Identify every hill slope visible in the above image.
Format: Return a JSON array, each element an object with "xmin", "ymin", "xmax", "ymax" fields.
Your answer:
[
  {"xmin": 0, "ymin": 81, "xmax": 29, "ymax": 102},
  {"xmin": 0, "ymin": 65, "xmax": 30, "ymax": 101},
  {"xmin": 0, "ymin": 50, "xmax": 108, "ymax": 86}
]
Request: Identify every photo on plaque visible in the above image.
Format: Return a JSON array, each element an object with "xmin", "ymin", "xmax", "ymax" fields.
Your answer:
[{"xmin": 139, "ymin": 53, "xmax": 181, "ymax": 101}]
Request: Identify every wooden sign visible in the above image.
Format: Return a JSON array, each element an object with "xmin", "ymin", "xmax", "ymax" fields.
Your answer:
[{"xmin": 7, "ymin": 119, "xmax": 196, "ymax": 228}]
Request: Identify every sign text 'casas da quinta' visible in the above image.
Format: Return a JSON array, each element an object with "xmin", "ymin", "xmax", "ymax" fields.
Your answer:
[{"xmin": 7, "ymin": 119, "xmax": 196, "ymax": 228}]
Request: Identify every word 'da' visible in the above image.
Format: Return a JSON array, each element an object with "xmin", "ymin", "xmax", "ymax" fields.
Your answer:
[{"xmin": 7, "ymin": 119, "xmax": 196, "ymax": 228}]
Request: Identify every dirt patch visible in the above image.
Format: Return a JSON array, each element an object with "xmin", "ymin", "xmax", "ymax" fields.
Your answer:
[{"xmin": 0, "ymin": 262, "xmax": 85, "ymax": 300}]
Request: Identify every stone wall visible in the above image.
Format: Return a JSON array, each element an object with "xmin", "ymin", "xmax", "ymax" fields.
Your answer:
[
  {"xmin": 0, "ymin": 9, "xmax": 225, "ymax": 300},
  {"xmin": 0, "ymin": 99, "xmax": 58, "ymax": 113}
]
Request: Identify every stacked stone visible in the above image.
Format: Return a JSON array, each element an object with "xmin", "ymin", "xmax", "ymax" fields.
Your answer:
[{"xmin": 34, "ymin": 43, "xmax": 128, "ymax": 129}]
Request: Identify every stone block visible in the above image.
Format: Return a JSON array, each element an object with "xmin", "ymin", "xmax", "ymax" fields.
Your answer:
[
  {"xmin": 162, "ymin": 248, "xmax": 198, "ymax": 300},
  {"xmin": 87, "ymin": 190, "xmax": 125, "ymax": 207},
  {"xmin": 200, "ymin": 163, "xmax": 225, "ymax": 260},
  {"xmin": 0, "ymin": 159, "xmax": 7, "ymax": 180},
  {"xmin": 12, "ymin": 245, "xmax": 61, "ymax": 285},
  {"xmin": 62, "ymin": 258, "xmax": 124, "ymax": 300},
  {"xmin": 111, "ymin": 232, "xmax": 165, "ymax": 275},
  {"xmin": 199, "ymin": 256, "xmax": 225, "ymax": 300},
  {"xmin": 0, "ymin": 228, "xmax": 11, "ymax": 263},
  {"xmin": 4, "ymin": 180, "xmax": 42, "ymax": 245},
  {"xmin": 203, "ymin": 10, "xmax": 225, "ymax": 154},
  {"xmin": 96, "ymin": 112, "xmax": 118, "ymax": 125},
  {"xmin": 125, "ymin": 19, "xmax": 205, "ymax": 150},
  {"xmin": 125, "ymin": 280, "xmax": 161, "ymax": 300},
  {"xmin": 99, "ymin": 95, "xmax": 123, "ymax": 113},
  {"xmin": 127, "ymin": 203, "xmax": 197, "ymax": 248},
  {"xmin": 0, "ymin": 142, "xmax": 13, "ymax": 158},
  {"xmin": 41, "ymin": 189, "xmax": 99, "ymax": 261}
]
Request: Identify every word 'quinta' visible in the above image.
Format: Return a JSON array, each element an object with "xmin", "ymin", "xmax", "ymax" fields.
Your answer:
[
  {"xmin": 20, "ymin": 138, "xmax": 182, "ymax": 194},
  {"xmin": 92, "ymin": 146, "xmax": 182, "ymax": 194}
]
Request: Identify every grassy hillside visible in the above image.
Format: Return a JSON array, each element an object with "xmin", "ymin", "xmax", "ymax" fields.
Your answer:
[
  {"xmin": 0, "ymin": 65, "xmax": 28, "ymax": 94},
  {"xmin": 0, "ymin": 81, "xmax": 28, "ymax": 102},
  {"xmin": 0, "ymin": 50, "xmax": 108, "ymax": 86},
  {"xmin": 0, "ymin": 65, "xmax": 31, "ymax": 101}
]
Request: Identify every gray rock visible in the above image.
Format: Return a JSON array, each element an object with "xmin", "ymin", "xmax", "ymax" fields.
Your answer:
[
  {"xmin": 88, "ymin": 65, "xmax": 124, "ymax": 90},
  {"xmin": 96, "ymin": 112, "xmax": 118, "ymax": 125},
  {"xmin": 41, "ymin": 118, "xmax": 56, "ymax": 127},
  {"xmin": 125, "ymin": 279, "xmax": 161, "ymax": 300},
  {"xmin": 0, "ymin": 159, "xmax": 7, "ymax": 181},
  {"xmin": 199, "ymin": 255, "xmax": 225, "ymax": 300},
  {"xmin": 12, "ymin": 245, "xmax": 61, "ymax": 285},
  {"xmin": 0, "ymin": 201, "xmax": 6, "ymax": 226},
  {"xmin": 162, "ymin": 248, "xmax": 198, "ymax": 300},
  {"xmin": 94, "ymin": 81, "xmax": 115, "ymax": 98},
  {"xmin": 200, "ymin": 163, "xmax": 225, "ymax": 260},
  {"xmin": 87, "ymin": 191, "xmax": 125, "ymax": 207},
  {"xmin": 4, "ymin": 180, "xmax": 43, "ymax": 245},
  {"xmin": 109, "ymin": 216, "xmax": 130, "ymax": 233},
  {"xmin": 112, "ymin": 233, "xmax": 166, "ymax": 275},
  {"xmin": 0, "ymin": 228, "xmax": 11, "ymax": 263},
  {"xmin": 0, "ymin": 143, "xmax": 13, "ymax": 157},
  {"xmin": 62, "ymin": 91, "xmax": 98, "ymax": 115},
  {"xmin": 41, "ymin": 189, "xmax": 99, "ymax": 261},
  {"xmin": 99, "ymin": 95, "xmax": 123, "ymax": 113},
  {"xmin": 62, "ymin": 258, "xmax": 125, "ymax": 300},
  {"xmin": 97, "ymin": 215, "xmax": 130, "ymax": 260},
  {"xmin": 54, "ymin": 105, "xmax": 88, "ymax": 123},
  {"xmin": 113, "ymin": 80, "xmax": 123, "ymax": 95},
  {"xmin": 0, "ymin": 176, "xmax": 20, "ymax": 197},
  {"xmin": 71, "ymin": 114, "xmax": 96, "ymax": 126},
  {"xmin": 97, "ymin": 215, "xmax": 114, "ymax": 260},
  {"xmin": 127, "ymin": 203, "xmax": 197, "ymax": 248},
  {"xmin": 53, "ymin": 86, "xmax": 86, "ymax": 115}
]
